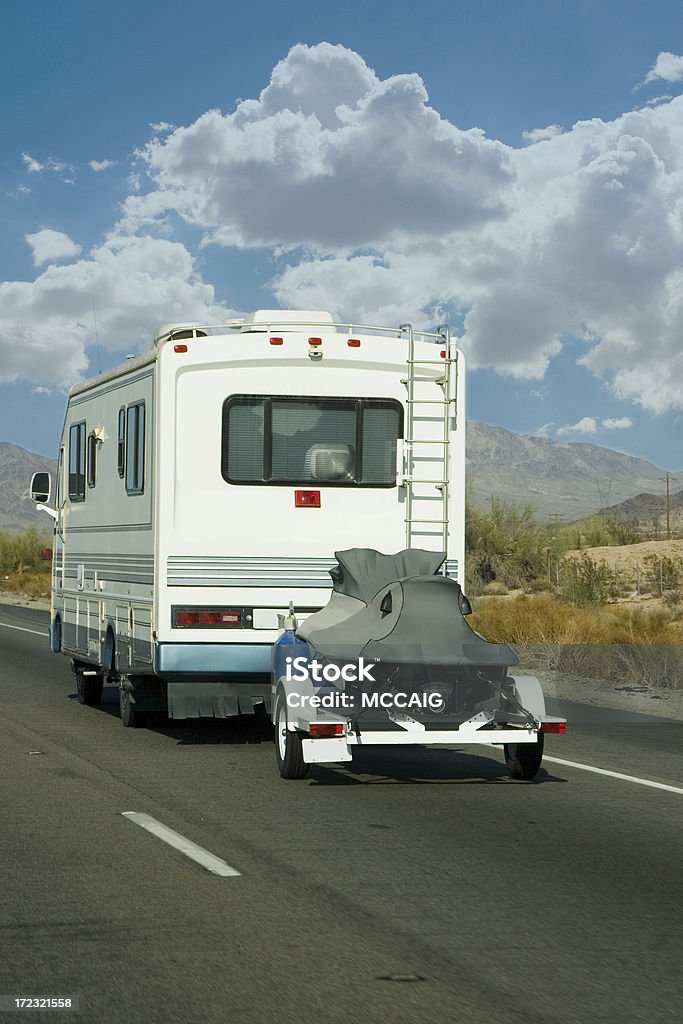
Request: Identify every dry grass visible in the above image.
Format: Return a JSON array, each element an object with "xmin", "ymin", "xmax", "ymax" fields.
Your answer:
[
  {"xmin": 470, "ymin": 593, "xmax": 683, "ymax": 644},
  {"xmin": 470, "ymin": 593, "xmax": 683, "ymax": 689},
  {"xmin": 0, "ymin": 569, "xmax": 51, "ymax": 601}
]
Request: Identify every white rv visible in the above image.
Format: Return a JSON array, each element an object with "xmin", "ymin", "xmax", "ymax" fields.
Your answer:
[{"xmin": 31, "ymin": 311, "xmax": 464, "ymax": 726}]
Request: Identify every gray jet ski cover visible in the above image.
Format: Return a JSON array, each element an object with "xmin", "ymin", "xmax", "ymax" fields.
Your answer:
[{"xmin": 303, "ymin": 548, "xmax": 519, "ymax": 669}]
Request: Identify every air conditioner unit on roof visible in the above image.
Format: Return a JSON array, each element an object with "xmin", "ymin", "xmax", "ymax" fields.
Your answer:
[{"xmin": 239, "ymin": 310, "xmax": 335, "ymax": 333}]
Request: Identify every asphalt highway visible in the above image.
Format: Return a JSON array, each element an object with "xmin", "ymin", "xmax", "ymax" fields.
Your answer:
[{"xmin": 1, "ymin": 603, "xmax": 681, "ymax": 1024}]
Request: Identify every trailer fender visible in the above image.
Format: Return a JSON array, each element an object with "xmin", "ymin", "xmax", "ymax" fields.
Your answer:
[{"xmin": 508, "ymin": 674, "xmax": 546, "ymax": 719}]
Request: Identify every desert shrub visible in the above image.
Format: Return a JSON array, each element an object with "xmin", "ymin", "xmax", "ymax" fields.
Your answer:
[
  {"xmin": 0, "ymin": 529, "xmax": 52, "ymax": 575},
  {"xmin": 558, "ymin": 552, "xmax": 618, "ymax": 607},
  {"xmin": 641, "ymin": 554, "xmax": 683, "ymax": 595},
  {"xmin": 466, "ymin": 498, "xmax": 551, "ymax": 594},
  {"xmin": 482, "ymin": 580, "xmax": 509, "ymax": 596},
  {"xmin": 605, "ymin": 518, "xmax": 641, "ymax": 546}
]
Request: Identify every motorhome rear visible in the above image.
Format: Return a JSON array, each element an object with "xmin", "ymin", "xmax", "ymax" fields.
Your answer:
[{"xmin": 31, "ymin": 311, "xmax": 465, "ymax": 725}]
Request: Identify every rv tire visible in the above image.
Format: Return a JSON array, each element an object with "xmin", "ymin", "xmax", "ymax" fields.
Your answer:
[
  {"xmin": 75, "ymin": 667, "xmax": 104, "ymax": 706},
  {"xmin": 504, "ymin": 732, "xmax": 544, "ymax": 781},
  {"xmin": 119, "ymin": 682, "xmax": 148, "ymax": 728},
  {"xmin": 274, "ymin": 689, "xmax": 308, "ymax": 780}
]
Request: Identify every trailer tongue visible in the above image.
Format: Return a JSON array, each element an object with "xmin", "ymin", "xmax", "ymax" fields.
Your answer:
[{"xmin": 272, "ymin": 548, "xmax": 565, "ymax": 780}]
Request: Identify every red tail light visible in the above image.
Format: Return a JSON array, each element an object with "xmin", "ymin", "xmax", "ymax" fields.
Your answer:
[
  {"xmin": 173, "ymin": 607, "xmax": 244, "ymax": 628},
  {"xmin": 309, "ymin": 723, "xmax": 344, "ymax": 737},
  {"xmin": 541, "ymin": 721, "xmax": 566, "ymax": 734}
]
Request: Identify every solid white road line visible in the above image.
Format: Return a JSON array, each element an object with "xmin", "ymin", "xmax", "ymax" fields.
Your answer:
[
  {"xmin": 0, "ymin": 621, "xmax": 47, "ymax": 638},
  {"xmin": 122, "ymin": 812, "xmax": 241, "ymax": 877},
  {"xmin": 544, "ymin": 756, "xmax": 683, "ymax": 796}
]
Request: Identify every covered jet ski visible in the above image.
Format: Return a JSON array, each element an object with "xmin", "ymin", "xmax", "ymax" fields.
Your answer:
[{"xmin": 271, "ymin": 548, "xmax": 566, "ymax": 779}]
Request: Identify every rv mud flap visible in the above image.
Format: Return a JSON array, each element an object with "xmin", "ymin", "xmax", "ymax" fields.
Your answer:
[{"xmin": 166, "ymin": 682, "xmax": 271, "ymax": 719}]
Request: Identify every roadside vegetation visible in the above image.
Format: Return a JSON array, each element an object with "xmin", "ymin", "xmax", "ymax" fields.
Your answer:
[
  {"xmin": 0, "ymin": 529, "xmax": 52, "ymax": 600},
  {"xmin": 465, "ymin": 497, "xmax": 683, "ymax": 687}
]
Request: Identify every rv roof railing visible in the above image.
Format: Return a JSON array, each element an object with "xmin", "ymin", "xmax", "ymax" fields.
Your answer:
[{"xmin": 153, "ymin": 320, "xmax": 451, "ymax": 346}]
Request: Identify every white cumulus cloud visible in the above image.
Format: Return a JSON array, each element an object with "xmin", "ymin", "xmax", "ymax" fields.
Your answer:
[
  {"xmin": 602, "ymin": 417, "xmax": 633, "ymax": 430},
  {"xmin": 557, "ymin": 417, "xmax": 599, "ymax": 436},
  {"xmin": 89, "ymin": 159, "xmax": 117, "ymax": 172},
  {"xmin": 5, "ymin": 43, "xmax": 683, "ymax": 420},
  {"xmin": 0, "ymin": 235, "xmax": 234, "ymax": 388},
  {"xmin": 641, "ymin": 52, "xmax": 683, "ymax": 86},
  {"xmin": 26, "ymin": 230, "xmax": 82, "ymax": 266}
]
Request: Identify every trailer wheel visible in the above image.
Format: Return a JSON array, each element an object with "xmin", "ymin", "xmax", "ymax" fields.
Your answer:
[
  {"xmin": 119, "ymin": 684, "xmax": 147, "ymax": 728},
  {"xmin": 76, "ymin": 670, "xmax": 103, "ymax": 706},
  {"xmin": 274, "ymin": 691, "xmax": 308, "ymax": 780},
  {"xmin": 504, "ymin": 732, "xmax": 544, "ymax": 781}
]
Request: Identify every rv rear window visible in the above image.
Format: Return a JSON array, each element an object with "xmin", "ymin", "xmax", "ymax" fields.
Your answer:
[
  {"xmin": 68, "ymin": 421, "xmax": 86, "ymax": 501},
  {"xmin": 221, "ymin": 396, "xmax": 402, "ymax": 486}
]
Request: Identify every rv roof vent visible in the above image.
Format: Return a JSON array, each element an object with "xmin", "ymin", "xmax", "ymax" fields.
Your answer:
[
  {"xmin": 154, "ymin": 323, "xmax": 210, "ymax": 345},
  {"xmin": 239, "ymin": 310, "xmax": 335, "ymax": 333}
]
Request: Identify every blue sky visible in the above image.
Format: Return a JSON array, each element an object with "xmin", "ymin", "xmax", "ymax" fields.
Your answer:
[{"xmin": 2, "ymin": 0, "xmax": 683, "ymax": 471}]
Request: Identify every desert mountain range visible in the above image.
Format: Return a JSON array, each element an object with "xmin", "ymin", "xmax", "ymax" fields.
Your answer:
[{"xmin": 1, "ymin": 422, "xmax": 681, "ymax": 533}]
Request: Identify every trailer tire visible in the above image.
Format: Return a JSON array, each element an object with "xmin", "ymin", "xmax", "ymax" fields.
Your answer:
[
  {"xmin": 274, "ymin": 690, "xmax": 308, "ymax": 780},
  {"xmin": 76, "ymin": 669, "xmax": 103, "ymax": 706},
  {"xmin": 504, "ymin": 732, "xmax": 544, "ymax": 781}
]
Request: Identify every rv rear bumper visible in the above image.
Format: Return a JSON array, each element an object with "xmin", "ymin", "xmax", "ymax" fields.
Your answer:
[{"xmin": 155, "ymin": 641, "xmax": 271, "ymax": 675}]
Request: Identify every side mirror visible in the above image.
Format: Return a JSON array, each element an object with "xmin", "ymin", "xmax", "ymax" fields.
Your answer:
[{"xmin": 30, "ymin": 471, "xmax": 52, "ymax": 504}]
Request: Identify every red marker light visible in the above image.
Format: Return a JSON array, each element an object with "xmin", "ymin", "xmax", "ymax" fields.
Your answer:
[
  {"xmin": 347, "ymin": 339, "xmax": 361, "ymax": 347},
  {"xmin": 174, "ymin": 344, "xmax": 188, "ymax": 353},
  {"xmin": 440, "ymin": 350, "xmax": 446, "ymax": 358},
  {"xmin": 308, "ymin": 337, "xmax": 323, "ymax": 346},
  {"xmin": 295, "ymin": 490, "xmax": 321, "ymax": 508},
  {"xmin": 270, "ymin": 336, "xmax": 283, "ymax": 345}
]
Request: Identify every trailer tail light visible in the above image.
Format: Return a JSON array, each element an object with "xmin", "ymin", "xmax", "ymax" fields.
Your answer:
[
  {"xmin": 540, "ymin": 721, "xmax": 566, "ymax": 734},
  {"xmin": 309, "ymin": 723, "xmax": 345, "ymax": 737},
  {"xmin": 269, "ymin": 337, "xmax": 283, "ymax": 345},
  {"xmin": 172, "ymin": 607, "xmax": 246, "ymax": 628},
  {"xmin": 295, "ymin": 490, "xmax": 321, "ymax": 507},
  {"xmin": 308, "ymin": 337, "xmax": 323, "ymax": 346},
  {"xmin": 347, "ymin": 339, "xmax": 361, "ymax": 347},
  {"xmin": 440, "ymin": 350, "xmax": 446, "ymax": 358}
]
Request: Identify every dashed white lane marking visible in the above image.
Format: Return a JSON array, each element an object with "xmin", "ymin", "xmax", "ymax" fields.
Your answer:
[
  {"xmin": 544, "ymin": 756, "xmax": 683, "ymax": 795},
  {"xmin": 0, "ymin": 621, "xmax": 47, "ymax": 638},
  {"xmin": 122, "ymin": 812, "xmax": 241, "ymax": 877}
]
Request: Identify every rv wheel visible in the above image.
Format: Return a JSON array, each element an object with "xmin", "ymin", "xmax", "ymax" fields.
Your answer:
[
  {"xmin": 119, "ymin": 684, "xmax": 147, "ymax": 728},
  {"xmin": 274, "ymin": 690, "xmax": 309, "ymax": 780},
  {"xmin": 76, "ymin": 669, "xmax": 103, "ymax": 706},
  {"xmin": 504, "ymin": 732, "xmax": 544, "ymax": 781}
]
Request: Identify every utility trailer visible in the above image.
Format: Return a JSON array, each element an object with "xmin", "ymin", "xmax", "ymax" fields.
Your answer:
[
  {"xmin": 270, "ymin": 548, "xmax": 565, "ymax": 781},
  {"xmin": 30, "ymin": 311, "xmax": 467, "ymax": 727}
]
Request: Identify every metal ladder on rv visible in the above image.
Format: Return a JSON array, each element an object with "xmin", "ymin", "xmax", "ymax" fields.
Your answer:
[{"xmin": 399, "ymin": 323, "xmax": 457, "ymax": 557}]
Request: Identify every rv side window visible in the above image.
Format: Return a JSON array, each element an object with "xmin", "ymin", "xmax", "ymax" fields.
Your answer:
[
  {"xmin": 87, "ymin": 432, "xmax": 97, "ymax": 488},
  {"xmin": 68, "ymin": 421, "xmax": 86, "ymax": 501},
  {"xmin": 221, "ymin": 396, "xmax": 402, "ymax": 486},
  {"xmin": 125, "ymin": 402, "xmax": 145, "ymax": 495},
  {"xmin": 117, "ymin": 407, "xmax": 125, "ymax": 477}
]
